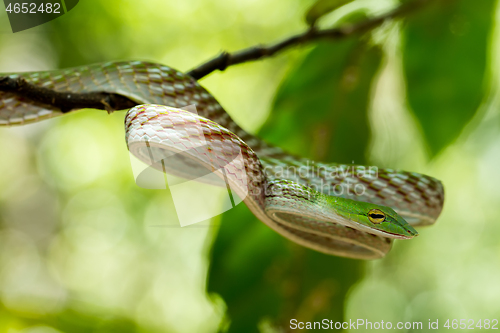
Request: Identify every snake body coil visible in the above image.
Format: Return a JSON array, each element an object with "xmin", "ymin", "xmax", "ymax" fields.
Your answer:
[{"xmin": 0, "ymin": 61, "xmax": 444, "ymax": 259}]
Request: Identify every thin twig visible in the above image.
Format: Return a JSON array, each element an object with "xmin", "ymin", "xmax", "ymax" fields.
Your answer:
[{"xmin": 187, "ymin": 0, "xmax": 430, "ymax": 80}]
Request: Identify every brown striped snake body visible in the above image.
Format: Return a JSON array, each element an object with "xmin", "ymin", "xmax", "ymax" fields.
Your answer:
[{"xmin": 0, "ymin": 61, "xmax": 444, "ymax": 259}]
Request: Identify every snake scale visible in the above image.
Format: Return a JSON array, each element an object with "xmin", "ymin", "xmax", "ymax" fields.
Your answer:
[{"xmin": 0, "ymin": 61, "xmax": 444, "ymax": 259}]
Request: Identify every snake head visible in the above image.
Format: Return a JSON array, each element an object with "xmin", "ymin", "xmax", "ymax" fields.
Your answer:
[
  {"xmin": 365, "ymin": 205, "xmax": 418, "ymax": 239},
  {"xmin": 331, "ymin": 198, "xmax": 419, "ymax": 239}
]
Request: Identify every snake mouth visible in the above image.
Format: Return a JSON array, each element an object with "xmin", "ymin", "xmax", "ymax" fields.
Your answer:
[
  {"xmin": 383, "ymin": 231, "xmax": 416, "ymax": 239},
  {"xmin": 350, "ymin": 221, "xmax": 417, "ymax": 239}
]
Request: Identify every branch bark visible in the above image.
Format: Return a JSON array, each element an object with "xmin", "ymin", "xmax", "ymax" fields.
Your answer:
[{"xmin": 0, "ymin": 76, "xmax": 136, "ymax": 113}]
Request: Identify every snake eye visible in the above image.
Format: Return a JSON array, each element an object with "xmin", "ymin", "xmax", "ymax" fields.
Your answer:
[{"xmin": 368, "ymin": 209, "xmax": 386, "ymax": 224}]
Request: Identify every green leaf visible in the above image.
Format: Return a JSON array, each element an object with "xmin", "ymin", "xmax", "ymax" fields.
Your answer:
[
  {"xmin": 403, "ymin": 0, "xmax": 495, "ymax": 156},
  {"xmin": 305, "ymin": 0, "xmax": 355, "ymax": 26},
  {"xmin": 208, "ymin": 39, "xmax": 383, "ymax": 332},
  {"xmin": 261, "ymin": 39, "xmax": 382, "ymax": 164}
]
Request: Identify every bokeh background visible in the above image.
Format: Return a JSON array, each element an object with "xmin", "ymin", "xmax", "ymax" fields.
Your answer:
[{"xmin": 0, "ymin": 0, "xmax": 499, "ymax": 332}]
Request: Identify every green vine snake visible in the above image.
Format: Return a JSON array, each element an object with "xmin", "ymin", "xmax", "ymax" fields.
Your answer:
[{"xmin": 0, "ymin": 61, "xmax": 444, "ymax": 259}]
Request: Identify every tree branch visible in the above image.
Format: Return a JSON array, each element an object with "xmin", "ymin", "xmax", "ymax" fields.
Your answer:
[
  {"xmin": 0, "ymin": 76, "xmax": 136, "ymax": 113},
  {"xmin": 187, "ymin": 0, "xmax": 430, "ymax": 80}
]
